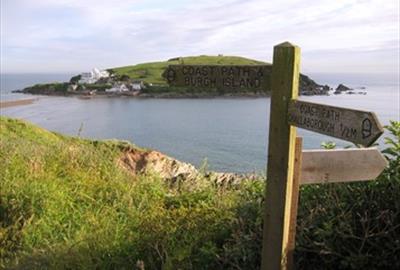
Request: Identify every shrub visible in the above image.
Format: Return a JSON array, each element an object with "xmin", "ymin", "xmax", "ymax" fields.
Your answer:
[
  {"xmin": 295, "ymin": 121, "xmax": 400, "ymax": 269},
  {"xmin": 0, "ymin": 118, "xmax": 399, "ymax": 269},
  {"xmin": 69, "ymin": 75, "xmax": 81, "ymax": 84}
]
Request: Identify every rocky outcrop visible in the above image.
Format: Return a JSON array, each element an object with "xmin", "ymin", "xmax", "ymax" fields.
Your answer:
[
  {"xmin": 299, "ymin": 75, "xmax": 330, "ymax": 96},
  {"xmin": 336, "ymin": 84, "xmax": 352, "ymax": 91},
  {"xmin": 118, "ymin": 146, "xmax": 260, "ymax": 186},
  {"xmin": 118, "ymin": 147, "xmax": 198, "ymax": 181},
  {"xmin": 334, "ymin": 84, "xmax": 353, "ymax": 94}
]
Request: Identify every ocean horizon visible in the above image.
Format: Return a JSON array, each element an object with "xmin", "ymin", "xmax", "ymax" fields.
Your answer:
[{"xmin": 1, "ymin": 72, "xmax": 399, "ymax": 173}]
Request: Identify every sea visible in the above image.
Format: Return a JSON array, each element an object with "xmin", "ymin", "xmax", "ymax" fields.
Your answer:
[{"xmin": 1, "ymin": 73, "xmax": 399, "ymax": 173}]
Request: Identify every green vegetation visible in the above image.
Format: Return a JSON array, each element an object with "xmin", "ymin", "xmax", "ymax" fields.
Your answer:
[
  {"xmin": 109, "ymin": 55, "xmax": 267, "ymax": 85},
  {"xmin": 296, "ymin": 121, "xmax": 400, "ymax": 269},
  {"xmin": 69, "ymin": 75, "xmax": 81, "ymax": 84},
  {"xmin": 0, "ymin": 117, "xmax": 399, "ymax": 269},
  {"xmin": 84, "ymin": 83, "xmax": 112, "ymax": 92},
  {"xmin": 19, "ymin": 55, "xmax": 324, "ymax": 97},
  {"xmin": 0, "ymin": 117, "xmax": 265, "ymax": 269},
  {"xmin": 23, "ymin": 83, "xmax": 69, "ymax": 94}
]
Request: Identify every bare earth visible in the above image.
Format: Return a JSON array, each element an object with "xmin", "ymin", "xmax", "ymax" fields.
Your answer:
[{"xmin": 0, "ymin": 98, "xmax": 37, "ymax": 109}]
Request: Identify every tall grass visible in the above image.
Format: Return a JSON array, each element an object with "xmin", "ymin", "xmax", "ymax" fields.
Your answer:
[
  {"xmin": 0, "ymin": 117, "xmax": 264, "ymax": 269},
  {"xmin": 1, "ymin": 117, "xmax": 399, "ymax": 269}
]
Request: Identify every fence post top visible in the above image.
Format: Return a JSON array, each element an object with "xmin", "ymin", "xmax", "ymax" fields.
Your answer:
[{"xmin": 274, "ymin": 41, "xmax": 298, "ymax": 48}]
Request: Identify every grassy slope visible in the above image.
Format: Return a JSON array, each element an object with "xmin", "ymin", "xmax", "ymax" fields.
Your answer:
[
  {"xmin": 0, "ymin": 117, "xmax": 265, "ymax": 269},
  {"xmin": 1, "ymin": 117, "xmax": 399, "ymax": 269},
  {"xmin": 110, "ymin": 55, "xmax": 267, "ymax": 85}
]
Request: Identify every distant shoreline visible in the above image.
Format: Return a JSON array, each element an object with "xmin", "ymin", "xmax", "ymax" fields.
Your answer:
[
  {"xmin": 0, "ymin": 98, "xmax": 38, "ymax": 109},
  {"xmin": 12, "ymin": 89, "xmax": 274, "ymax": 99}
]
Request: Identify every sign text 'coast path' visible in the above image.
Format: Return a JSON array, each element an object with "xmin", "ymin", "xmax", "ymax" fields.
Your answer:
[
  {"xmin": 288, "ymin": 100, "xmax": 384, "ymax": 146},
  {"xmin": 163, "ymin": 64, "xmax": 272, "ymax": 91}
]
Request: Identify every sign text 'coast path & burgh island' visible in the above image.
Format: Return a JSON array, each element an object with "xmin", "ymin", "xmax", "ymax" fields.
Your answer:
[
  {"xmin": 163, "ymin": 42, "xmax": 387, "ymax": 270},
  {"xmin": 164, "ymin": 64, "xmax": 271, "ymax": 90}
]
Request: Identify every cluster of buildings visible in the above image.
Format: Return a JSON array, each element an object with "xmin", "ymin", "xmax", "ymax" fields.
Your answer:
[
  {"xmin": 79, "ymin": 68, "xmax": 110, "ymax": 84},
  {"xmin": 75, "ymin": 68, "xmax": 145, "ymax": 94},
  {"xmin": 105, "ymin": 81, "xmax": 145, "ymax": 93}
]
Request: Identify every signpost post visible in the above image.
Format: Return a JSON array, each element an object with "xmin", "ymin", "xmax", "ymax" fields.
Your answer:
[
  {"xmin": 261, "ymin": 42, "xmax": 300, "ymax": 270},
  {"xmin": 163, "ymin": 42, "xmax": 387, "ymax": 270},
  {"xmin": 287, "ymin": 137, "xmax": 303, "ymax": 270}
]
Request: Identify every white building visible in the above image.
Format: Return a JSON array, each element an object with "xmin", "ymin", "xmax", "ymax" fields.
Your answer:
[
  {"xmin": 131, "ymin": 81, "xmax": 145, "ymax": 91},
  {"xmin": 79, "ymin": 68, "xmax": 110, "ymax": 84},
  {"xmin": 67, "ymin": 84, "xmax": 78, "ymax": 92},
  {"xmin": 105, "ymin": 84, "xmax": 129, "ymax": 93}
]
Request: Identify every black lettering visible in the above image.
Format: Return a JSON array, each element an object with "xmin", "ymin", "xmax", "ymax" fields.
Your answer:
[
  {"xmin": 242, "ymin": 67, "xmax": 250, "ymax": 77},
  {"xmin": 257, "ymin": 68, "xmax": 263, "ymax": 77},
  {"xmin": 221, "ymin": 67, "xmax": 228, "ymax": 76},
  {"xmin": 184, "ymin": 76, "xmax": 190, "ymax": 85},
  {"xmin": 351, "ymin": 128, "xmax": 357, "ymax": 138},
  {"xmin": 209, "ymin": 66, "xmax": 216, "ymax": 76},
  {"xmin": 201, "ymin": 67, "xmax": 208, "ymax": 76},
  {"xmin": 195, "ymin": 68, "xmax": 202, "ymax": 76}
]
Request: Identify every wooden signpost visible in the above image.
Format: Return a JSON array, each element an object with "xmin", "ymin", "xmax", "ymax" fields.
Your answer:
[
  {"xmin": 163, "ymin": 42, "xmax": 387, "ymax": 270},
  {"xmin": 163, "ymin": 64, "xmax": 272, "ymax": 91},
  {"xmin": 300, "ymin": 147, "xmax": 388, "ymax": 184},
  {"xmin": 262, "ymin": 42, "xmax": 300, "ymax": 270},
  {"xmin": 288, "ymin": 100, "xmax": 384, "ymax": 146}
]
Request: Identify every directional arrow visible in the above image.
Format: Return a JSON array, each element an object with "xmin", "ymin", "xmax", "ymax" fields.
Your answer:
[
  {"xmin": 288, "ymin": 100, "xmax": 384, "ymax": 146},
  {"xmin": 300, "ymin": 148, "xmax": 388, "ymax": 185}
]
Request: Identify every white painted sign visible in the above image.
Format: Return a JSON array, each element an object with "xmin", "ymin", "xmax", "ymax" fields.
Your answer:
[{"xmin": 300, "ymin": 148, "xmax": 388, "ymax": 185}]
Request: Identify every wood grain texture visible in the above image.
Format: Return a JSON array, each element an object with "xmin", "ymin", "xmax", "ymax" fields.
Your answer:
[
  {"xmin": 163, "ymin": 65, "xmax": 272, "ymax": 91},
  {"xmin": 300, "ymin": 148, "xmax": 388, "ymax": 184},
  {"xmin": 288, "ymin": 100, "xmax": 384, "ymax": 146},
  {"xmin": 287, "ymin": 137, "xmax": 303, "ymax": 270},
  {"xmin": 261, "ymin": 42, "xmax": 300, "ymax": 270}
]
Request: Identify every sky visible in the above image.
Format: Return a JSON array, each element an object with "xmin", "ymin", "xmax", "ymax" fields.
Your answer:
[{"xmin": 1, "ymin": 0, "xmax": 399, "ymax": 74}]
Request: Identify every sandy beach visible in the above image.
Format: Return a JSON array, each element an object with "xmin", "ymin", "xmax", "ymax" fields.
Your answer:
[{"xmin": 0, "ymin": 98, "xmax": 38, "ymax": 109}]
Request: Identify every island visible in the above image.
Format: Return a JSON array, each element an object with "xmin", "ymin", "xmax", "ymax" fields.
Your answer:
[{"xmin": 14, "ymin": 55, "xmax": 331, "ymax": 97}]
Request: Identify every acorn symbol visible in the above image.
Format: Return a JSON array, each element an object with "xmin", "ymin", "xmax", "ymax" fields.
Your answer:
[
  {"xmin": 166, "ymin": 69, "xmax": 176, "ymax": 83},
  {"xmin": 362, "ymin": 118, "xmax": 372, "ymax": 139}
]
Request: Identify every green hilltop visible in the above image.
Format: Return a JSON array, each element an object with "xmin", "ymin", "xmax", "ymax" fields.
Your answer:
[
  {"xmin": 109, "ymin": 55, "xmax": 268, "ymax": 85},
  {"xmin": 18, "ymin": 55, "xmax": 328, "ymax": 97}
]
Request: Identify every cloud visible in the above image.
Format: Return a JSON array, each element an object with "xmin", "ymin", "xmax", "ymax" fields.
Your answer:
[{"xmin": 1, "ymin": 0, "xmax": 399, "ymax": 73}]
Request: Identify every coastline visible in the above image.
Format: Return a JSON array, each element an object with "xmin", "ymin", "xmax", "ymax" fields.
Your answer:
[
  {"xmin": 12, "ymin": 71, "xmax": 331, "ymax": 98},
  {"xmin": 13, "ymin": 90, "xmax": 273, "ymax": 99},
  {"xmin": 0, "ymin": 98, "xmax": 38, "ymax": 109}
]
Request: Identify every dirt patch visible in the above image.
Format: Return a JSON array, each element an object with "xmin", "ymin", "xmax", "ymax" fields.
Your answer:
[
  {"xmin": 118, "ymin": 147, "xmax": 198, "ymax": 181},
  {"xmin": 0, "ymin": 98, "xmax": 38, "ymax": 109},
  {"xmin": 118, "ymin": 146, "xmax": 263, "ymax": 188}
]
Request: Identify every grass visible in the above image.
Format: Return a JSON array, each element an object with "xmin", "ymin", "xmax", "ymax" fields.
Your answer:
[
  {"xmin": 0, "ymin": 117, "xmax": 265, "ymax": 269},
  {"xmin": 109, "ymin": 55, "xmax": 268, "ymax": 85},
  {"xmin": 22, "ymin": 83, "xmax": 70, "ymax": 94},
  {"xmin": 0, "ymin": 117, "xmax": 399, "ymax": 269}
]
